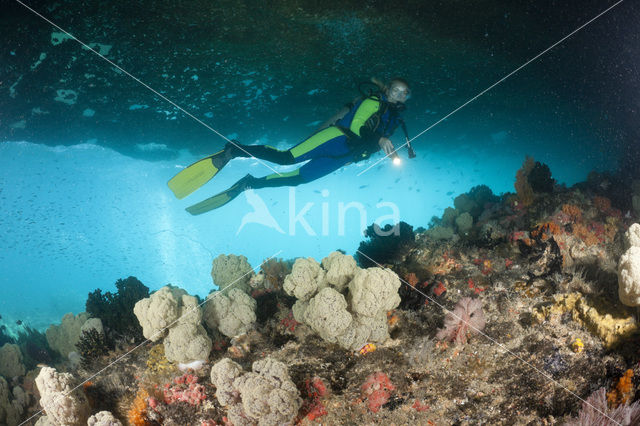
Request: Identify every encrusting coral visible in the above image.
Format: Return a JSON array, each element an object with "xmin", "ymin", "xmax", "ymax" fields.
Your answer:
[{"xmin": 534, "ymin": 292, "xmax": 638, "ymax": 349}]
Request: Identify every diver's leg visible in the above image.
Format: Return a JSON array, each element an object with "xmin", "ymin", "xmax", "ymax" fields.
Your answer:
[
  {"xmin": 247, "ymin": 155, "xmax": 350, "ymax": 189},
  {"xmin": 228, "ymin": 127, "xmax": 349, "ymax": 165},
  {"xmin": 227, "ymin": 142, "xmax": 296, "ymax": 165}
]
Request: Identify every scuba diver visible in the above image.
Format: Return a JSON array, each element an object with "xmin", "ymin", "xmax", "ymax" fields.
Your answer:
[{"xmin": 168, "ymin": 77, "xmax": 413, "ymax": 214}]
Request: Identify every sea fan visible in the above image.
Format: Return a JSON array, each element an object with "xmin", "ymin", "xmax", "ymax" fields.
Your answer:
[
  {"xmin": 566, "ymin": 387, "xmax": 640, "ymax": 425},
  {"xmin": 436, "ymin": 297, "xmax": 485, "ymax": 344}
]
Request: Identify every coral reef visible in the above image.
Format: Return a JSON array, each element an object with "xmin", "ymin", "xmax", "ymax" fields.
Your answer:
[
  {"xmin": 127, "ymin": 388, "xmax": 149, "ymax": 426},
  {"xmin": 534, "ymin": 292, "xmax": 638, "ymax": 348},
  {"xmin": 133, "ymin": 285, "xmax": 196, "ymax": 342},
  {"xmin": 163, "ymin": 373, "xmax": 207, "ymax": 406},
  {"xmin": 257, "ymin": 257, "xmax": 292, "ymax": 290},
  {"xmin": 16, "ymin": 326, "xmax": 54, "ymax": 369},
  {"xmin": 514, "ymin": 156, "xmax": 536, "ymax": 206},
  {"xmin": 145, "ymin": 344, "xmax": 174, "ymax": 376},
  {"xmin": 17, "ymin": 163, "xmax": 640, "ymax": 425}
]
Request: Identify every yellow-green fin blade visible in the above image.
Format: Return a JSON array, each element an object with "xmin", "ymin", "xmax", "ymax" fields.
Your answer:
[
  {"xmin": 185, "ymin": 191, "xmax": 233, "ymax": 215},
  {"xmin": 167, "ymin": 151, "xmax": 223, "ymax": 199}
]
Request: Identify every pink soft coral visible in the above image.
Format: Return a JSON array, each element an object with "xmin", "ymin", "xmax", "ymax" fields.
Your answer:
[{"xmin": 436, "ymin": 297, "xmax": 485, "ymax": 344}]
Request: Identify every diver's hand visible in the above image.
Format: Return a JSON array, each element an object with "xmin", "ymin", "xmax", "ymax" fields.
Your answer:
[{"xmin": 378, "ymin": 137, "xmax": 395, "ymax": 156}]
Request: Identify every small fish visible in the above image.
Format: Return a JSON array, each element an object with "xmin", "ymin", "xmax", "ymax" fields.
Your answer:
[
  {"xmin": 359, "ymin": 185, "xmax": 368, "ymax": 189},
  {"xmin": 446, "ymin": 191, "xmax": 454, "ymax": 196},
  {"xmin": 16, "ymin": 320, "xmax": 22, "ymax": 325}
]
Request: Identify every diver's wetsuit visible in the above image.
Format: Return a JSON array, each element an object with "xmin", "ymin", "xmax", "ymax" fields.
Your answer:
[{"xmin": 230, "ymin": 93, "xmax": 404, "ymax": 189}]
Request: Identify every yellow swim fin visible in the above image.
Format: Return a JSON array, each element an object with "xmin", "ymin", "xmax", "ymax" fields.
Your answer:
[
  {"xmin": 185, "ymin": 191, "xmax": 233, "ymax": 215},
  {"xmin": 167, "ymin": 150, "xmax": 226, "ymax": 199},
  {"xmin": 185, "ymin": 174, "xmax": 255, "ymax": 215}
]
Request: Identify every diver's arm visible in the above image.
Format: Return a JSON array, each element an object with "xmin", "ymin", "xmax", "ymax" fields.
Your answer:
[
  {"xmin": 316, "ymin": 96, "xmax": 361, "ymax": 131},
  {"xmin": 316, "ymin": 105, "xmax": 350, "ymax": 131},
  {"xmin": 378, "ymin": 137, "xmax": 395, "ymax": 155}
]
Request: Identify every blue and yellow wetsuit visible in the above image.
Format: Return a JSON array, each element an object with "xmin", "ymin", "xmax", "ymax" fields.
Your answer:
[{"xmin": 232, "ymin": 93, "xmax": 404, "ymax": 188}]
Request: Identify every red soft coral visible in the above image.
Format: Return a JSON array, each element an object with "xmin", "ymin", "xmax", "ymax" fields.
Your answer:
[
  {"xmin": 436, "ymin": 297, "xmax": 485, "ymax": 345},
  {"xmin": 163, "ymin": 373, "xmax": 207, "ymax": 406},
  {"xmin": 298, "ymin": 377, "xmax": 329, "ymax": 421},
  {"xmin": 361, "ymin": 372, "xmax": 395, "ymax": 413}
]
